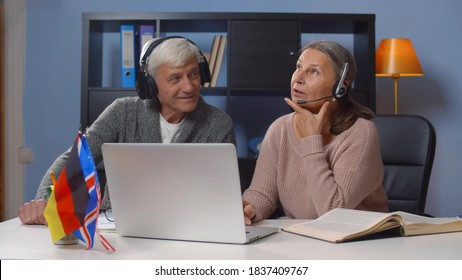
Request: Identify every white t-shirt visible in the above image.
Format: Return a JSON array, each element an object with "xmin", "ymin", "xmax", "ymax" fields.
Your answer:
[{"xmin": 160, "ymin": 114, "xmax": 184, "ymax": 143}]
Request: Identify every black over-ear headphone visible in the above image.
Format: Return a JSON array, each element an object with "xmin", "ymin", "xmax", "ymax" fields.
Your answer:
[
  {"xmin": 136, "ymin": 36, "xmax": 211, "ymax": 100},
  {"xmin": 332, "ymin": 62, "xmax": 349, "ymax": 99}
]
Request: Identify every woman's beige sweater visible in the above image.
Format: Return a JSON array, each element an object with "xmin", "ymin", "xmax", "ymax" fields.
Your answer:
[{"xmin": 243, "ymin": 113, "xmax": 388, "ymax": 222}]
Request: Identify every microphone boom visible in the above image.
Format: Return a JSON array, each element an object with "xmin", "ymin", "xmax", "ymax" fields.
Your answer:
[{"xmin": 296, "ymin": 95, "xmax": 332, "ymax": 104}]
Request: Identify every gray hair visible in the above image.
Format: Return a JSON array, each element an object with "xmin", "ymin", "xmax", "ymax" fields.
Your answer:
[
  {"xmin": 301, "ymin": 40, "xmax": 356, "ymax": 87},
  {"xmin": 140, "ymin": 37, "xmax": 202, "ymax": 78}
]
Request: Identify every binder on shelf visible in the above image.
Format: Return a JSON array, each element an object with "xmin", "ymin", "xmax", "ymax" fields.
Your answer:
[
  {"xmin": 204, "ymin": 35, "xmax": 221, "ymax": 87},
  {"xmin": 120, "ymin": 25, "xmax": 136, "ymax": 88},
  {"xmin": 136, "ymin": 25, "xmax": 155, "ymax": 74},
  {"xmin": 210, "ymin": 35, "xmax": 227, "ymax": 87},
  {"xmin": 138, "ymin": 25, "xmax": 155, "ymax": 54}
]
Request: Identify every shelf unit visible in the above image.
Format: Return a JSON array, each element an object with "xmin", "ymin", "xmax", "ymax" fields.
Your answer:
[{"xmin": 81, "ymin": 12, "xmax": 376, "ymax": 157}]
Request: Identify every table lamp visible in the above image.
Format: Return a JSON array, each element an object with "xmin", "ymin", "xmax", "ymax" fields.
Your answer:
[{"xmin": 376, "ymin": 38, "xmax": 424, "ymax": 114}]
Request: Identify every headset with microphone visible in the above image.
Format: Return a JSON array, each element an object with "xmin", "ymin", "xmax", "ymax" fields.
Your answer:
[
  {"xmin": 136, "ymin": 36, "xmax": 211, "ymax": 100},
  {"xmin": 297, "ymin": 62, "xmax": 349, "ymax": 105}
]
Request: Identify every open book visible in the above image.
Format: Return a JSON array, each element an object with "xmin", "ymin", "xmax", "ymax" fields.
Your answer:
[{"xmin": 282, "ymin": 208, "xmax": 462, "ymax": 243}]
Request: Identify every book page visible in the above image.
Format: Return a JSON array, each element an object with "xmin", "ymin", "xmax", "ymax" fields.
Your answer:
[
  {"xmin": 394, "ymin": 211, "xmax": 462, "ymax": 236},
  {"xmin": 308, "ymin": 208, "xmax": 396, "ymax": 231},
  {"xmin": 284, "ymin": 208, "xmax": 399, "ymax": 242},
  {"xmin": 395, "ymin": 211, "xmax": 458, "ymax": 224}
]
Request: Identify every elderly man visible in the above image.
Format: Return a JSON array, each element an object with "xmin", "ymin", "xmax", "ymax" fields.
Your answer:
[{"xmin": 19, "ymin": 37, "xmax": 236, "ymax": 224}]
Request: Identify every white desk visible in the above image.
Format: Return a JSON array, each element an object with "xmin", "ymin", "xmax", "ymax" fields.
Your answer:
[{"xmin": 1, "ymin": 217, "xmax": 462, "ymax": 260}]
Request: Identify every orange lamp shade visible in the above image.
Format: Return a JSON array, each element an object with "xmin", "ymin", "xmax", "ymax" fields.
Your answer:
[{"xmin": 376, "ymin": 38, "xmax": 424, "ymax": 77}]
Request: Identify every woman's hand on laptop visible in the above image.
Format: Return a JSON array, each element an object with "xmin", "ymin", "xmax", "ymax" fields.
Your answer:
[
  {"xmin": 18, "ymin": 199, "xmax": 48, "ymax": 225},
  {"xmin": 243, "ymin": 199, "xmax": 256, "ymax": 225}
]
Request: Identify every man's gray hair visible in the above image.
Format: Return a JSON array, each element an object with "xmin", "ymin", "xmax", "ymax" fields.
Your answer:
[{"xmin": 140, "ymin": 37, "xmax": 202, "ymax": 78}]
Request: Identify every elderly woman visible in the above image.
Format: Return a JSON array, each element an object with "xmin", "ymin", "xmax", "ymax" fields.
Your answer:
[{"xmin": 243, "ymin": 40, "xmax": 388, "ymax": 224}]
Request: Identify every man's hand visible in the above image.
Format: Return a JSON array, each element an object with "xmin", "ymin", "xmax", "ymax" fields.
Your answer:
[{"xmin": 18, "ymin": 199, "xmax": 48, "ymax": 225}]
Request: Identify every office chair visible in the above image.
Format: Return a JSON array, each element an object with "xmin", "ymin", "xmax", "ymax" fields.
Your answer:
[
  {"xmin": 247, "ymin": 136, "xmax": 264, "ymax": 157},
  {"xmin": 372, "ymin": 115, "xmax": 436, "ymax": 215},
  {"xmin": 238, "ymin": 158, "xmax": 257, "ymax": 194}
]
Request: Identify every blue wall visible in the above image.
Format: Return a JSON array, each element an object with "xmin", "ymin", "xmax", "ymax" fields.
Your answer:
[{"xmin": 24, "ymin": 0, "xmax": 462, "ymax": 217}]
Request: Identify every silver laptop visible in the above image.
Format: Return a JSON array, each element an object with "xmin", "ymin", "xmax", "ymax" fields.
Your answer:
[{"xmin": 101, "ymin": 143, "xmax": 278, "ymax": 244}]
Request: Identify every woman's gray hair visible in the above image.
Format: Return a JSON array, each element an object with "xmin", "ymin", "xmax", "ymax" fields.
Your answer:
[
  {"xmin": 140, "ymin": 37, "xmax": 202, "ymax": 78},
  {"xmin": 301, "ymin": 40, "xmax": 356, "ymax": 87}
]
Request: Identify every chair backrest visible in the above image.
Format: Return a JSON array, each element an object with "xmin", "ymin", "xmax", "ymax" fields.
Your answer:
[
  {"xmin": 238, "ymin": 158, "xmax": 257, "ymax": 193},
  {"xmin": 372, "ymin": 115, "xmax": 436, "ymax": 214}
]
